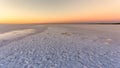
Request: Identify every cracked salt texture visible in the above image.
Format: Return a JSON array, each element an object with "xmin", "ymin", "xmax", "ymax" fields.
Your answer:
[{"xmin": 0, "ymin": 25, "xmax": 120, "ymax": 68}]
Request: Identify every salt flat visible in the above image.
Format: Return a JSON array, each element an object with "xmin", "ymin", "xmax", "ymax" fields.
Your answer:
[{"xmin": 0, "ymin": 24, "xmax": 120, "ymax": 68}]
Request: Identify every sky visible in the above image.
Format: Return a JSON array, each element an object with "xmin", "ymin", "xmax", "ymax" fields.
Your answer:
[{"xmin": 0, "ymin": 0, "xmax": 120, "ymax": 24}]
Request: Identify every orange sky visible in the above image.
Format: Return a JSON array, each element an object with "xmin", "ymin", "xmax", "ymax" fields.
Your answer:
[{"xmin": 0, "ymin": 0, "xmax": 120, "ymax": 24}]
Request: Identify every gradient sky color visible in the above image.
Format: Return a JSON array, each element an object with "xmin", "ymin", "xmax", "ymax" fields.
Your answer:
[{"xmin": 0, "ymin": 0, "xmax": 120, "ymax": 24}]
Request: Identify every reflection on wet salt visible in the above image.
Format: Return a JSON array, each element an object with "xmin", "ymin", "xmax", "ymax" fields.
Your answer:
[
  {"xmin": 104, "ymin": 38, "xmax": 113, "ymax": 45},
  {"xmin": 0, "ymin": 29, "xmax": 36, "ymax": 40},
  {"xmin": 61, "ymin": 32, "xmax": 72, "ymax": 36}
]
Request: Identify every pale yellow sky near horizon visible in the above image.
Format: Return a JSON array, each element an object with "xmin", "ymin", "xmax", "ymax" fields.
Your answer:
[{"xmin": 0, "ymin": 0, "xmax": 120, "ymax": 24}]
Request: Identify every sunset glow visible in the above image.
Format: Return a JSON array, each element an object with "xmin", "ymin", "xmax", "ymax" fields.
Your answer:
[{"xmin": 0, "ymin": 0, "xmax": 120, "ymax": 24}]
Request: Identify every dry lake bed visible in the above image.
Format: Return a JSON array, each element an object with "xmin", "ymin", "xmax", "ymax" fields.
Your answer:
[{"xmin": 0, "ymin": 24, "xmax": 120, "ymax": 68}]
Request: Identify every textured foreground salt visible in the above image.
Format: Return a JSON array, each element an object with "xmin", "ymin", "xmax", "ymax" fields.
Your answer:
[{"xmin": 0, "ymin": 25, "xmax": 120, "ymax": 68}]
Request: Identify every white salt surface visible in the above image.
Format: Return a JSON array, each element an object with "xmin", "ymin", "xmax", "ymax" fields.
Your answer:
[{"xmin": 0, "ymin": 24, "xmax": 120, "ymax": 68}]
